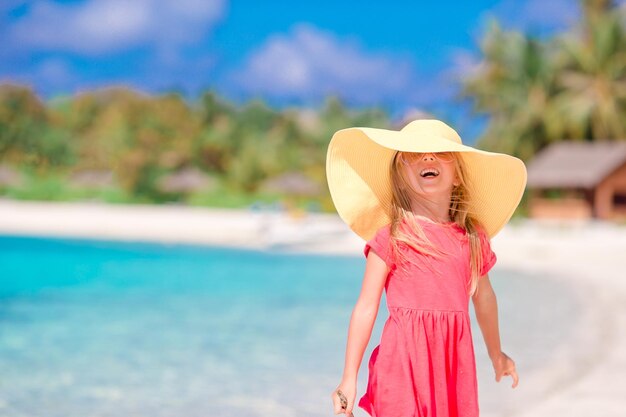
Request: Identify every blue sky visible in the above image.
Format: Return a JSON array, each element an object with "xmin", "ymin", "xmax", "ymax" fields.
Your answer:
[{"xmin": 0, "ymin": 0, "xmax": 585, "ymax": 138}]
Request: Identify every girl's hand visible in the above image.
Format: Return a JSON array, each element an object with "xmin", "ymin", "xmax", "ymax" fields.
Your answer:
[
  {"xmin": 331, "ymin": 381, "xmax": 356, "ymax": 416},
  {"xmin": 491, "ymin": 351, "xmax": 519, "ymax": 388}
]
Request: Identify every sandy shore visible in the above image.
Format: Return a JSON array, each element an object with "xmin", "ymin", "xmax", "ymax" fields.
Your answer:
[{"xmin": 1, "ymin": 199, "xmax": 625, "ymax": 416}]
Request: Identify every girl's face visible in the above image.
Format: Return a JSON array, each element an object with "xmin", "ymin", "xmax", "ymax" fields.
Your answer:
[{"xmin": 399, "ymin": 152, "xmax": 459, "ymax": 199}]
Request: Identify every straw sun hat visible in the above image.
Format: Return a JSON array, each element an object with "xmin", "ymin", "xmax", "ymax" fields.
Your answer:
[{"xmin": 325, "ymin": 119, "xmax": 527, "ymax": 241}]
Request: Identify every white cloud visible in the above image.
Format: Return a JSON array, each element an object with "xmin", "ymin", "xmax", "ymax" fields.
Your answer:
[
  {"xmin": 487, "ymin": 0, "xmax": 580, "ymax": 34},
  {"xmin": 446, "ymin": 48, "xmax": 483, "ymax": 82},
  {"xmin": 229, "ymin": 24, "xmax": 422, "ymax": 106},
  {"xmin": 8, "ymin": 0, "xmax": 227, "ymax": 55}
]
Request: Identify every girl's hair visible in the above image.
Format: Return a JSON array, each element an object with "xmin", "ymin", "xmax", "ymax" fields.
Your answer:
[{"xmin": 387, "ymin": 151, "xmax": 487, "ymax": 296}]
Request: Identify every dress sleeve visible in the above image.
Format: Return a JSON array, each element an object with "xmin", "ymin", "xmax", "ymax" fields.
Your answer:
[
  {"xmin": 363, "ymin": 225, "xmax": 393, "ymax": 269},
  {"xmin": 478, "ymin": 227, "xmax": 497, "ymax": 277}
]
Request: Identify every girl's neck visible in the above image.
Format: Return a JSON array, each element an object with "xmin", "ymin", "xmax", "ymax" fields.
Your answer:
[
  {"xmin": 410, "ymin": 204, "xmax": 451, "ymax": 224},
  {"xmin": 413, "ymin": 213, "xmax": 452, "ymax": 224}
]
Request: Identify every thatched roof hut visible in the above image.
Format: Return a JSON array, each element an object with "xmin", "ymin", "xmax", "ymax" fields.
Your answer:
[
  {"xmin": 260, "ymin": 172, "xmax": 322, "ymax": 196},
  {"xmin": 526, "ymin": 141, "xmax": 626, "ymax": 220},
  {"xmin": 69, "ymin": 170, "xmax": 115, "ymax": 188},
  {"xmin": 527, "ymin": 142, "xmax": 626, "ymax": 188},
  {"xmin": 157, "ymin": 167, "xmax": 215, "ymax": 193},
  {"xmin": 0, "ymin": 165, "xmax": 24, "ymax": 187}
]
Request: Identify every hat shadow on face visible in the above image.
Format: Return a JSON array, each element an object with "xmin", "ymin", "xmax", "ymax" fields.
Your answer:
[{"xmin": 391, "ymin": 150, "xmax": 466, "ymax": 220}]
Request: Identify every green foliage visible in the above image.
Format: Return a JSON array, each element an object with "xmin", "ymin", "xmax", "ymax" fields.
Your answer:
[
  {"xmin": 0, "ymin": 85, "xmax": 75, "ymax": 170},
  {"xmin": 1, "ymin": 168, "xmax": 135, "ymax": 203},
  {"xmin": 0, "ymin": 85, "xmax": 391, "ymax": 211},
  {"xmin": 460, "ymin": 0, "xmax": 626, "ymax": 161},
  {"xmin": 4, "ymin": 173, "xmax": 68, "ymax": 201}
]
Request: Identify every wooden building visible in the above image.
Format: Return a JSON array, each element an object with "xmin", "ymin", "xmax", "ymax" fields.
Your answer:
[{"xmin": 526, "ymin": 141, "xmax": 626, "ymax": 221}]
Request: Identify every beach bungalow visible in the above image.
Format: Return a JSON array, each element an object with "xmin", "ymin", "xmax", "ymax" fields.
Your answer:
[
  {"xmin": 526, "ymin": 141, "xmax": 626, "ymax": 221},
  {"xmin": 156, "ymin": 167, "xmax": 215, "ymax": 194}
]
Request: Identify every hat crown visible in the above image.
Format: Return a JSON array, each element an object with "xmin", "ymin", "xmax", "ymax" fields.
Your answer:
[{"xmin": 400, "ymin": 119, "xmax": 463, "ymax": 145}]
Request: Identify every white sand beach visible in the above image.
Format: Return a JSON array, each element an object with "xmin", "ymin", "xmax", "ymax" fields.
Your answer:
[{"xmin": 1, "ymin": 199, "xmax": 625, "ymax": 416}]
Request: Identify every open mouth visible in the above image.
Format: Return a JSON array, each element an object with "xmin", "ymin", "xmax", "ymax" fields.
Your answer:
[{"xmin": 420, "ymin": 168, "xmax": 440, "ymax": 178}]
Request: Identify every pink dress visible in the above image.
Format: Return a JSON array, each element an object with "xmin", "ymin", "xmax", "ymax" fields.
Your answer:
[{"xmin": 358, "ymin": 217, "xmax": 497, "ymax": 417}]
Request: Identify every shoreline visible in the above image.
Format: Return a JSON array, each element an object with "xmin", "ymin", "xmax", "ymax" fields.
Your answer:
[
  {"xmin": 0, "ymin": 199, "xmax": 358, "ymax": 251},
  {"xmin": 2, "ymin": 199, "xmax": 626, "ymax": 416}
]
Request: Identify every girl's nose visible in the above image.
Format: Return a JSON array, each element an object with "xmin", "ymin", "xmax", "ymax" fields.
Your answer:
[{"xmin": 422, "ymin": 153, "xmax": 436, "ymax": 161}]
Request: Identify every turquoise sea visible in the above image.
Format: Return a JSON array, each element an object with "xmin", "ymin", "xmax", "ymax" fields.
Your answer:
[{"xmin": 0, "ymin": 235, "xmax": 582, "ymax": 416}]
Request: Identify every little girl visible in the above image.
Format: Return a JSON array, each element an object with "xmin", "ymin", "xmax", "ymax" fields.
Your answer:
[{"xmin": 325, "ymin": 119, "xmax": 526, "ymax": 417}]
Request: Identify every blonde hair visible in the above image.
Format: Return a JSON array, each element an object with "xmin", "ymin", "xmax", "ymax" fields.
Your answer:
[{"xmin": 387, "ymin": 151, "xmax": 487, "ymax": 296}]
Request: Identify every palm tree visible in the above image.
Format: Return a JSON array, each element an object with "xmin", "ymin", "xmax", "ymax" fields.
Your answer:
[
  {"xmin": 460, "ymin": 0, "xmax": 626, "ymax": 162},
  {"xmin": 459, "ymin": 19, "xmax": 558, "ymax": 160},
  {"xmin": 549, "ymin": 0, "xmax": 626, "ymax": 141}
]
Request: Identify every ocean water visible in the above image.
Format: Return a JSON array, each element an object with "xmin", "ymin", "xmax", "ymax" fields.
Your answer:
[{"xmin": 0, "ymin": 235, "xmax": 582, "ymax": 417}]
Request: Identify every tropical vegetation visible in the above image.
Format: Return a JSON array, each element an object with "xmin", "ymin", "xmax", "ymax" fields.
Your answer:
[
  {"xmin": 461, "ymin": 0, "xmax": 626, "ymax": 161},
  {"xmin": 1, "ymin": 0, "xmax": 624, "ymax": 213}
]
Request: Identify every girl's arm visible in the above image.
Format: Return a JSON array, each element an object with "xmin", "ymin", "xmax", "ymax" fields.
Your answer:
[
  {"xmin": 472, "ymin": 274, "xmax": 519, "ymax": 388},
  {"xmin": 332, "ymin": 251, "xmax": 389, "ymax": 416}
]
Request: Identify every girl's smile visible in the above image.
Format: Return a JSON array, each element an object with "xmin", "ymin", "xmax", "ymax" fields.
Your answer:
[{"xmin": 400, "ymin": 152, "xmax": 458, "ymax": 193}]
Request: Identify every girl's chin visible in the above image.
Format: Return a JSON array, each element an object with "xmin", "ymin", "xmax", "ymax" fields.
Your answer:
[
  {"xmin": 415, "ymin": 183, "xmax": 454, "ymax": 195},
  {"xmin": 417, "ymin": 180, "xmax": 450, "ymax": 189}
]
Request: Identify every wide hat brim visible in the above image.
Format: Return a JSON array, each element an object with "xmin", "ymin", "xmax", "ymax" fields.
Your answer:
[{"xmin": 326, "ymin": 119, "xmax": 527, "ymax": 240}]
